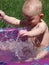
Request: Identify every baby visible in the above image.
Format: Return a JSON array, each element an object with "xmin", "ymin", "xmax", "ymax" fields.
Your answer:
[{"xmin": 0, "ymin": 0, "xmax": 49, "ymax": 61}]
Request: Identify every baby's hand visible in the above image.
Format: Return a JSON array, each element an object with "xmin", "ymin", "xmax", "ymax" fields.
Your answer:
[
  {"xmin": 0, "ymin": 10, "xmax": 5, "ymax": 19},
  {"xmin": 19, "ymin": 30, "xmax": 28, "ymax": 37}
]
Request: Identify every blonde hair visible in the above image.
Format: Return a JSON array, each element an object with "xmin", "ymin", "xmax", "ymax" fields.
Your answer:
[{"xmin": 22, "ymin": 0, "xmax": 42, "ymax": 17}]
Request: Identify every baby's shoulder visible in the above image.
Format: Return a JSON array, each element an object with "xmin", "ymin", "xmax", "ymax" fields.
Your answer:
[
  {"xmin": 37, "ymin": 19, "xmax": 48, "ymax": 32},
  {"xmin": 38, "ymin": 19, "xmax": 48, "ymax": 29}
]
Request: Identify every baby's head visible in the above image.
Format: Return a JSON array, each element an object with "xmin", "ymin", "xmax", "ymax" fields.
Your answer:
[{"xmin": 22, "ymin": 0, "xmax": 44, "ymax": 24}]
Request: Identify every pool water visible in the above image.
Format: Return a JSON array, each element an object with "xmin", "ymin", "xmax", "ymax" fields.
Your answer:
[{"xmin": 0, "ymin": 28, "xmax": 49, "ymax": 65}]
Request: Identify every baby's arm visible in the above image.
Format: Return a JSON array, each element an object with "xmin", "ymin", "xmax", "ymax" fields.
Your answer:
[
  {"xmin": 3, "ymin": 15, "xmax": 21, "ymax": 26},
  {"xmin": 27, "ymin": 22, "xmax": 47, "ymax": 37},
  {"xmin": 19, "ymin": 22, "xmax": 47, "ymax": 37},
  {"xmin": 0, "ymin": 10, "xmax": 21, "ymax": 26},
  {"xmin": 0, "ymin": 10, "xmax": 27, "ymax": 27}
]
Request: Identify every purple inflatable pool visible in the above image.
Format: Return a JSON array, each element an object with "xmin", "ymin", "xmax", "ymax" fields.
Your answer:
[{"xmin": 0, "ymin": 28, "xmax": 49, "ymax": 65}]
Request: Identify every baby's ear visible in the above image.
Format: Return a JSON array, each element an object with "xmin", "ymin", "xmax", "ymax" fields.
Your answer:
[{"xmin": 40, "ymin": 13, "xmax": 44, "ymax": 19}]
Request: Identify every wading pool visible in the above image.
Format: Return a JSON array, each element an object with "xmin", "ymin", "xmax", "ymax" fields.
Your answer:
[{"xmin": 0, "ymin": 28, "xmax": 49, "ymax": 65}]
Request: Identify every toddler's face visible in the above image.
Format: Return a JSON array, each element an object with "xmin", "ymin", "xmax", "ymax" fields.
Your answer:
[
  {"xmin": 23, "ymin": 14, "xmax": 32, "ymax": 21},
  {"xmin": 23, "ymin": 13, "xmax": 41, "ymax": 25}
]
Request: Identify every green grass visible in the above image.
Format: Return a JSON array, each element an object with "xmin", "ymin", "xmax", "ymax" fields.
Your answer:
[
  {"xmin": 42, "ymin": 0, "xmax": 49, "ymax": 28},
  {"xmin": 0, "ymin": 0, "xmax": 49, "ymax": 28}
]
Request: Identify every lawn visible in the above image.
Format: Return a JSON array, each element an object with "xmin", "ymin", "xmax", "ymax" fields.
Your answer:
[{"xmin": 0, "ymin": 0, "xmax": 49, "ymax": 28}]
